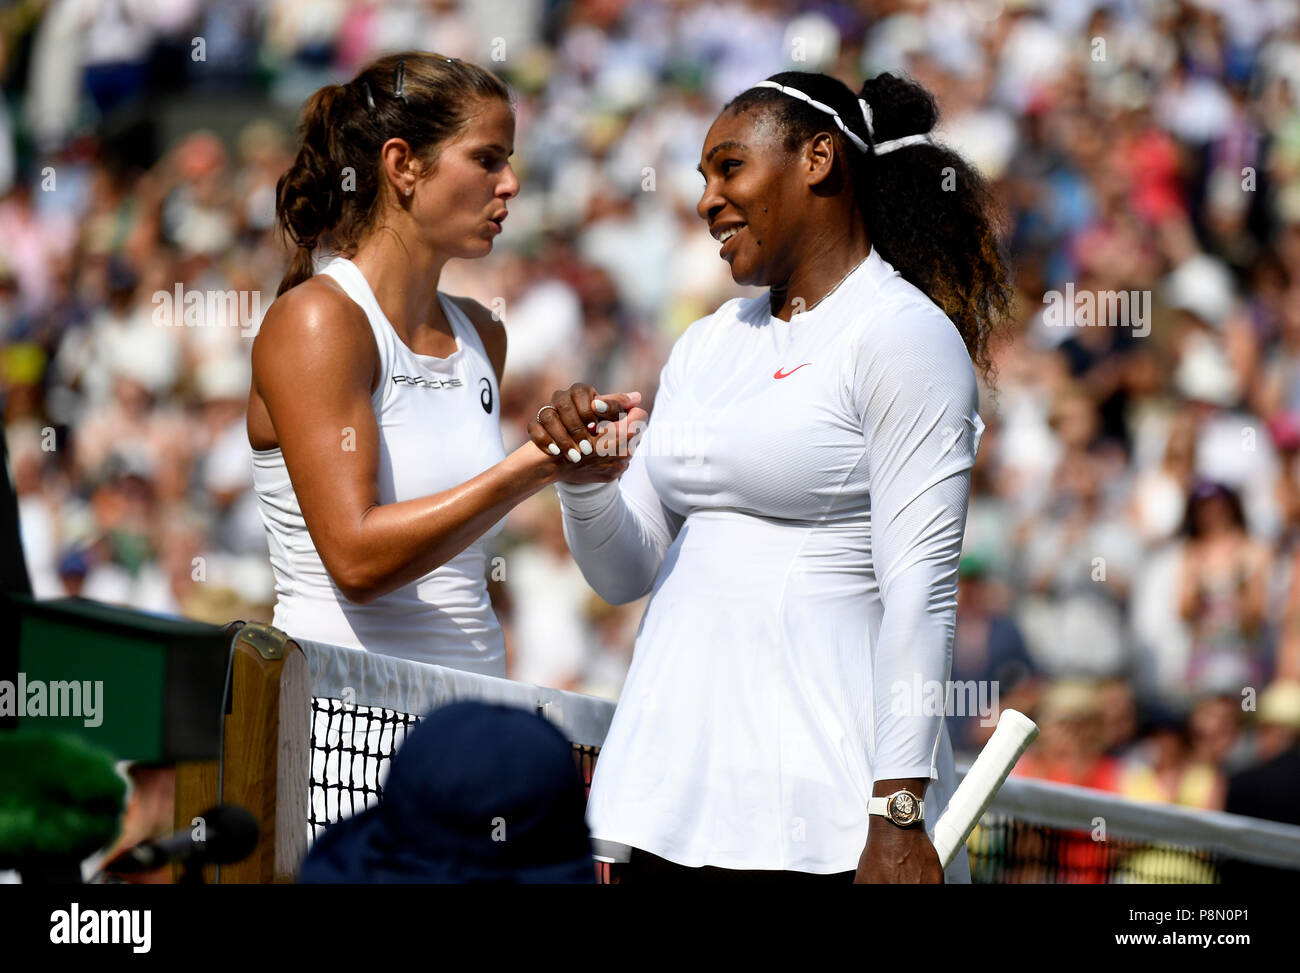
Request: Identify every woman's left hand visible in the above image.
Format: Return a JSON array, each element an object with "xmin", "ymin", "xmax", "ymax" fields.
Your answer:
[{"xmin": 855, "ymin": 822, "xmax": 944, "ymax": 883}]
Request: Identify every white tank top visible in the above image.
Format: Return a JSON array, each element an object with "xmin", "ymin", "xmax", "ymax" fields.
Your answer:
[{"xmin": 251, "ymin": 255, "xmax": 508, "ymax": 675}]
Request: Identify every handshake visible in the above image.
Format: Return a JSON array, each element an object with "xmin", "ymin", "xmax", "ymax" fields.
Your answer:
[{"xmin": 527, "ymin": 383, "xmax": 648, "ymax": 484}]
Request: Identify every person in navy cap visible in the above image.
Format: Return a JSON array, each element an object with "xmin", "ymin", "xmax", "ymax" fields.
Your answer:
[{"xmin": 298, "ymin": 701, "xmax": 596, "ymax": 883}]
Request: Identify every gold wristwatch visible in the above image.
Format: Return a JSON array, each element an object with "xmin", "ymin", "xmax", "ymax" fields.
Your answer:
[{"xmin": 867, "ymin": 789, "xmax": 925, "ymax": 827}]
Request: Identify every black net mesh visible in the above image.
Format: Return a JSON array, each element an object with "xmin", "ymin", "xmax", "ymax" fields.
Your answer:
[{"xmin": 308, "ymin": 697, "xmax": 421, "ymax": 840}]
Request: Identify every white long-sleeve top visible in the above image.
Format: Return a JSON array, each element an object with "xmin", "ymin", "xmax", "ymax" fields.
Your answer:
[{"xmin": 558, "ymin": 247, "xmax": 983, "ymax": 877}]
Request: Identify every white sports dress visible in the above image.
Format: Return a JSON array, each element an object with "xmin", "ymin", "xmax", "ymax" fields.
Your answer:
[
  {"xmin": 252, "ymin": 256, "xmax": 508, "ymax": 675},
  {"xmin": 557, "ymin": 247, "xmax": 982, "ymax": 879}
]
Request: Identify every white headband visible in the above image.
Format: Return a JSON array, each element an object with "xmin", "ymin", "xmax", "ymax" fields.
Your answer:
[{"xmin": 750, "ymin": 80, "xmax": 934, "ymax": 156}]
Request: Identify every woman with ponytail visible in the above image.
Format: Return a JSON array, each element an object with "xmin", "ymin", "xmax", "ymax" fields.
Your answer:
[
  {"xmin": 249, "ymin": 52, "xmax": 639, "ymax": 674},
  {"xmin": 531, "ymin": 71, "xmax": 1013, "ymax": 882}
]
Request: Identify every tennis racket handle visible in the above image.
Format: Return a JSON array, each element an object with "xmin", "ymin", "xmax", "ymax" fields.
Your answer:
[{"xmin": 931, "ymin": 709, "xmax": 1039, "ymax": 869}]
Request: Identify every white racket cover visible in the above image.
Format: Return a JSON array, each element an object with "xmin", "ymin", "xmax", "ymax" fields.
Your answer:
[{"xmin": 932, "ymin": 709, "xmax": 1040, "ymax": 868}]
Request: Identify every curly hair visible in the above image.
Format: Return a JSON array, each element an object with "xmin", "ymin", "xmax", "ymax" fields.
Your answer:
[
  {"xmin": 724, "ymin": 71, "xmax": 1014, "ymax": 390},
  {"xmin": 274, "ymin": 52, "xmax": 511, "ymax": 297}
]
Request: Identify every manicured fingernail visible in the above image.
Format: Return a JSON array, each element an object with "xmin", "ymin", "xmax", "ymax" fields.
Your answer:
[
  {"xmin": 579, "ymin": 440, "xmax": 593, "ymax": 455},
  {"xmin": 587, "ymin": 421, "xmax": 597, "ymax": 431},
  {"xmin": 567, "ymin": 448, "xmax": 581, "ymax": 463},
  {"xmin": 627, "ymin": 392, "xmax": 642, "ymax": 404},
  {"xmin": 593, "ymin": 399, "xmax": 608, "ymax": 413},
  {"xmin": 547, "ymin": 443, "xmax": 560, "ymax": 456}
]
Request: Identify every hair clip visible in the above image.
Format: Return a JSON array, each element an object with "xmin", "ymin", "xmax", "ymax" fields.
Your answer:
[
  {"xmin": 393, "ymin": 59, "xmax": 406, "ymax": 103},
  {"xmin": 361, "ymin": 81, "xmax": 375, "ymax": 109}
]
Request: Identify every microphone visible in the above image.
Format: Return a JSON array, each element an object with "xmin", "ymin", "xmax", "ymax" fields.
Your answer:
[{"xmin": 105, "ymin": 805, "xmax": 259, "ymax": 877}]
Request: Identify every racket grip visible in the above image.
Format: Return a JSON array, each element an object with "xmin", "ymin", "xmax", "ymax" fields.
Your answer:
[{"xmin": 932, "ymin": 709, "xmax": 1039, "ymax": 869}]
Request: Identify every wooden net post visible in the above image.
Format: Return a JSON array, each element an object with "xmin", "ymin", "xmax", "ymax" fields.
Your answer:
[{"xmin": 174, "ymin": 622, "xmax": 309, "ymax": 883}]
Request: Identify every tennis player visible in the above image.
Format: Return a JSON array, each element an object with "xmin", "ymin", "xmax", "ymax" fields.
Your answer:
[
  {"xmin": 250, "ymin": 52, "xmax": 636, "ymax": 673},
  {"xmin": 530, "ymin": 71, "xmax": 1013, "ymax": 882}
]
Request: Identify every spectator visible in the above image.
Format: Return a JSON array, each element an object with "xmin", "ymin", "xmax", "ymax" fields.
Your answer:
[
  {"xmin": 1017, "ymin": 450, "xmax": 1141, "ymax": 679},
  {"xmin": 1118, "ymin": 705, "xmax": 1220, "ymax": 809},
  {"xmin": 1014, "ymin": 681, "xmax": 1124, "ymax": 793},
  {"xmin": 947, "ymin": 554, "xmax": 1039, "ymax": 757},
  {"xmin": 1177, "ymin": 481, "xmax": 1273, "ymax": 691},
  {"xmin": 1221, "ymin": 681, "xmax": 1300, "ymax": 882}
]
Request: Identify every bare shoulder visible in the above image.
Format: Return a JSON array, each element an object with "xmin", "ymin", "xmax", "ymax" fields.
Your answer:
[
  {"xmin": 446, "ymin": 294, "xmax": 506, "ymax": 382},
  {"xmin": 255, "ymin": 275, "xmax": 368, "ymax": 348},
  {"xmin": 253, "ymin": 276, "xmax": 378, "ymax": 390}
]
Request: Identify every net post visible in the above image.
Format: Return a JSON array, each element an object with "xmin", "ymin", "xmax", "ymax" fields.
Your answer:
[{"xmin": 174, "ymin": 622, "xmax": 309, "ymax": 883}]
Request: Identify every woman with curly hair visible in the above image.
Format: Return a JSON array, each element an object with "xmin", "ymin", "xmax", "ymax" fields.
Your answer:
[{"xmin": 531, "ymin": 71, "xmax": 1013, "ymax": 883}]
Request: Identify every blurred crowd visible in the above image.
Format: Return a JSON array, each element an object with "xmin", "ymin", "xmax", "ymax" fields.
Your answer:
[{"xmin": 4, "ymin": 0, "xmax": 1300, "ymax": 824}]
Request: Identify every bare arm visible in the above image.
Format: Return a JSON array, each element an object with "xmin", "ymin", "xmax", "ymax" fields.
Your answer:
[
  {"xmin": 1177, "ymin": 545, "xmax": 1201, "ymax": 622},
  {"xmin": 1238, "ymin": 540, "xmax": 1270, "ymax": 634},
  {"xmin": 252, "ymin": 281, "xmax": 558, "ymax": 604},
  {"xmin": 1279, "ymin": 546, "xmax": 1300, "ymax": 680}
]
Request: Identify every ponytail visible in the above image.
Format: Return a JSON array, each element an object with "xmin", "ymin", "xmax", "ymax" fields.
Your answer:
[
  {"xmin": 852, "ymin": 73, "xmax": 1013, "ymax": 390},
  {"xmin": 276, "ymin": 84, "xmax": 350, "ymax": 295},
  {"xmin": 274, "ymin": 52, "xmax": 511, "ymax": 297}
]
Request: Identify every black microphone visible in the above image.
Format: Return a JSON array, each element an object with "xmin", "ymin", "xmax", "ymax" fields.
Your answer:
[{"xmin": 105, "ymin": 805, "xmax": 259, "ymax": 875}]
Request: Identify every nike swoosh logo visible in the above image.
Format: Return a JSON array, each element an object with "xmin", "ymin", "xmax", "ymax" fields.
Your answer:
[{"xmin": 773, "ymin": 363, "xmax": 811, "ymax": 379}]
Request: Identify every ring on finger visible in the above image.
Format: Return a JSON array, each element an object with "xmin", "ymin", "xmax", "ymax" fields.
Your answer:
[{"xmin": 536, "ymin": 405, "xmax": 559, "ymax": 424}]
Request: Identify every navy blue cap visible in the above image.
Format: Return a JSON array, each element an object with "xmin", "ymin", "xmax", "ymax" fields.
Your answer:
[
  {"xmin": 56, "ymin": 548, "xmax": 91, "ymax": 578},
  {"xmin": 298, "ymin": 701, "xmax": 596, "ymax": 883}
]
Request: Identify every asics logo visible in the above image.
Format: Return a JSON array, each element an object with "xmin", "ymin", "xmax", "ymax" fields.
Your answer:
[
  {"xmin": 393, "ymin": 375, "xmax": 463, "ymax": 389},
  {"xmin": 773, "ymin": 363, "xmax": 811, "ymax": 379}
]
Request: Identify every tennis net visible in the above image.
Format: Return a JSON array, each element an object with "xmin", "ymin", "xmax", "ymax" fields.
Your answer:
[
  {"xmin": 964, "ymin": 772, "xmax": 1300, "ymax": 883},
  {"xmin": 301, "ymin": 637, "xmax": 612, "ymax": 871},
  {"xmin": 288, "ymin": 638, "xmax": 1300, "ymax": 884}
]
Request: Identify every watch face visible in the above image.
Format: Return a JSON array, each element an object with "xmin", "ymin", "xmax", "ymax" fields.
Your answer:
[{"xmin": 889, "ymin": 792, "xmax": 919, "ymax": 825}]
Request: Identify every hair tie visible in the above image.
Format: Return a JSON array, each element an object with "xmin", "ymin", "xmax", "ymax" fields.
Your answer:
[
  {"xmin": 871, "ymin": 132, "xmax": 935, "ymax": 153},
  {"xmin": 863, "ymin": 93, "xmax": 935, "ymax": 155}
]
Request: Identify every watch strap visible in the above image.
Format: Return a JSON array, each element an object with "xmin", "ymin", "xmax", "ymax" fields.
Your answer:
[{"xmin": 868, "ymin": 790, "xmax": 925, "ymax": 825}]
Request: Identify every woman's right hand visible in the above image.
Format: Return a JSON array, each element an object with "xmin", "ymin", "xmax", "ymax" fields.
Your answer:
[{"xmin": 528, "ymin": 384, "xmax": 647, "ymax": 484}]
